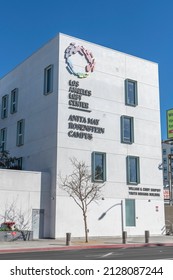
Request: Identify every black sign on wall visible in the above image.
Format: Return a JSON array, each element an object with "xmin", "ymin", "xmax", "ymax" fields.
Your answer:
[
  {"xmin": 68, "ymin": 80, "xmax": 91, "ymax": 113},
  {"xmin": 67, "ymin": 80, "xmax": 105, "ymax": 140}
]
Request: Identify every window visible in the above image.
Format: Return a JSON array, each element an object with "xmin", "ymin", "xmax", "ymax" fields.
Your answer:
[
  {"xmin": 1, "ymin": 95, "xmax": 8, "ymax": 119},
  {"xmin": 10, "ymin": 88, "xmax": 18, "ymax": 114},
  {"xmin": 44, "ymin": 64, "xmax": 53, "ymax": 95},
  {"xmin": 0, "ymin": 128, "xmax": 7, "ymax": 151},
  {"xmin": 163, "ymin": 167, "xmax": 167, "ymax": 173},
  {"xmin": 92, "ymin": 152, "xmax": 106, "ymax": 182},
  {"xmin": 16, "ymin": 119, "xmax": 25, "ymax": 146},
  {"xmin": 126, "ymin": 156, "xmax": 140, "ymax": 184},
  {"xmin": 125, "ymin": 79, "xmax": 138, "ymax": 106},
  {"xmin": 163, "ymin": 158, "xmax": 167, "ymax": 164},
  {"xmin": 14, "ymin": 157, "xmax": 22, "ymax": 170},
  {"xmin": 170, "ymin": 148, "xmax": 173, "ymax": 154},
  {"xmin": 125, "ymin": 199, "xmax": 136, "ymax": 226},
  {"xmin": 121, "ymin": 116, "xmax": 134, "ymax": 144},
  {"xmin": 164, "ymin": 175, "xmax": 168, "ymax": 182},
  {"xmin": 162, "ymin": 149, "xmax": 166, "ymax": 155}
]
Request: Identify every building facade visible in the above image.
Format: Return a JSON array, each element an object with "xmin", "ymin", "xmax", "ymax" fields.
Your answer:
[
  {"xmin": 162, "ymin": 142, "xmax": 172, "ymax": 187},
  {"xmin": 161, "ymin": 140, "xmax": 173, "ymax": 202},
  {"xmin": 0, "ymin": 33, "xmax": 164, "ymax": 238}
]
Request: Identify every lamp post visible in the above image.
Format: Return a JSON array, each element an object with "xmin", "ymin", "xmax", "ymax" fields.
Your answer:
[
  {"xmin": 98, "ymin": 200, "xmax": 125, "ymax": 241},
  {"xmin": 121, "ymin": 200, "xmax": 124, "ymax": 233}
]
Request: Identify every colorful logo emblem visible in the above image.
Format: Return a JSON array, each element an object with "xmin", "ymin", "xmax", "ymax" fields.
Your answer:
[{"xmin": 64, "ymin": 43, "xmax": 95, "ymax": 78}]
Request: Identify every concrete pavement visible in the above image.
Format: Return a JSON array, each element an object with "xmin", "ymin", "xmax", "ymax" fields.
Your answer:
[{"xmin": 0, "ymin": 235, "xmax": 173, "ymax": 254}]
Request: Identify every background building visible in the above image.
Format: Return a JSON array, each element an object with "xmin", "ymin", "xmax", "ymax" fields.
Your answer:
[
  {"xmin": 0, "ymin": 33, "xmax": 165, "ymax": 238},
  {"xmin": 162, "ymin": 141, "xmax": 173, "ymax": 188},
  {"xmin": 162, "ymin": 109, "xmax": 173, "ymax": 203},
  {"xmin": 161, "ymin": 140, "xmax": 173, "ymax": 233}
]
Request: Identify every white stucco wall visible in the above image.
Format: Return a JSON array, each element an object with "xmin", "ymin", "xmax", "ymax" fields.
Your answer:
[
  {"xmin": 0, "ymin": 36, "xmax": 59, "ymax": 172},
  {"xmin": 56, "ymin": 33, "xmax": 164, "ymax": 238},
  {"xmin": 0, "ymin": 169, "xmax": 50, "ymax": 237},
  {"xmin": 0, "ymin": 36, "xmax": 59, "ymax": 237},
  {"xmin": 0, "ymin": 33, "xmax": 165, "ymax": 238}
]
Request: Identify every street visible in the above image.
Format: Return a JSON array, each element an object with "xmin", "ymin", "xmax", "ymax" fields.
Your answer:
[{"xmin": 0, "ymin": 246, "xmax": 173, "ymax": 260}]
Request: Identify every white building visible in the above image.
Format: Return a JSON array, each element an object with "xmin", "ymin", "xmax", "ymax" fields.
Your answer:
[{"xmin": 0, "ymin": 33, "xmax": 164, "ymax": 238}]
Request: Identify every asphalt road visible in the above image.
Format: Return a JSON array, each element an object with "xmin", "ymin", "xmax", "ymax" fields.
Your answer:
[{"xmin": 0, "ymin": 246, "xmax": 173, "ymax": 260}]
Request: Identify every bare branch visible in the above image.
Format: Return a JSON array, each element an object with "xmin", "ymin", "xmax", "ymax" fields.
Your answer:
[
  {"xmin": 0, "ymin": 200, "xmax": 31, "ymax": 230},
  {"xmin": 59, "ymin": 157, "xmax": 104, "ymax": 242}
]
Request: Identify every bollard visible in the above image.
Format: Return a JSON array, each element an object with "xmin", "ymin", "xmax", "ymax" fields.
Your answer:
[
  {"xmin": 122, "ymin": 231, "xmax": 127, "ymax": 244},
  {"xmin": 66, "ymin": 232, "xmax": 71, "ymax": 246},
  {"xmin": 145, "ymin": 230, "xmax": 150, "ymax": 243}
]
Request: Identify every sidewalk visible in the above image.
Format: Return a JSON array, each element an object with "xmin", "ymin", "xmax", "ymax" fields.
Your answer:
[{"xmin": 0, "ymin": 235, "xmax": 173, "ymax": 254}]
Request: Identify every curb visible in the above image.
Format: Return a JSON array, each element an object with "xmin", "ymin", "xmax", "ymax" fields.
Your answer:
[{"xmin": 0, "ymin": 243, "xmax": 173, "ymax": 254}]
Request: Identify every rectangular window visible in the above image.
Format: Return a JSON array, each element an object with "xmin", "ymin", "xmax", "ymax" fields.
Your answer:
[
  {"xmin": 1, "ymin": 95, "xmax": 9, "ymax": 119},
  {"xmin": 121, "ymin": 116, "xmax": 134, "ymax": 144},
  {"xmin": 10, "ymin": 88, "xmax": 18, "ymax": 114},
  {"xmin": 125, "ymin": 79, "xmax": 138, "ymax": 106},
  {"xmin": 163, "ymin": 167, "xmax": 167, "ymax": 173},
  {"xmin": 16, "ymin": 119, "xmax": 25, "ymax": 146},
  {"xmin": 170, "ymin": 148, "xmax": 173, "ymax": 154},
  {"xmin": 126, "ymin": 156, "xmax": 140, "ymax": 184},
  {"xmin": 125, "ymin": 199, "xmax": 136, "ymax": 226},
  {"xmin": 44, "ymin": 64, "xmax": 53, "ymax": 95},
  {"xmin": 162, "ymin": 149, "xmax": 166, "ymax": 155},
  {"xmin": 14, "ymin": 157, "xmax": 22, "ymax": 170},
  {"xmin": 0, "ymin": 128, "xmax": 7, "ymax": 151},
  {"xmin": 92, "ymin": 152, "xmax": 106, "ymax": 182},
  {"xmin": 164, "ymin": 175, "xmax": 168, "ymax": 181}
]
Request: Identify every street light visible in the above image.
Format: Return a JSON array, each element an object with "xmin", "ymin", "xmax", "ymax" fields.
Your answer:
[{"xmin": 98, "ymin": 200, "xmax": 124, "ymax": 239}]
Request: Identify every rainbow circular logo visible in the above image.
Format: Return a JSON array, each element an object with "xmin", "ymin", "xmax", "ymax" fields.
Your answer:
[{"xmin": 64, "ymin": 43, "xmax": 95, "ymax": 78}]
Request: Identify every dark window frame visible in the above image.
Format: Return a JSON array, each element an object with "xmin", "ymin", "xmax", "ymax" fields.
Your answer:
[
  {"xmin": 16, "ymin": 119, "xmax": 25, "ymax": 146},
  {"xmin": 10, "ymin": 88, "xmax": 18, "ymax": 114},
  {"xmin": 125, "ymin": 79, "xmax": 138, "ymax": 107},
  {"xmin": 121, "ymin": 115, "xmax": 134, "ymax": 144},
  {"xmin": 0, "ymin": 127, "xmax": 7, "ymax": 151},
  {"xmin": 44, "ymin": 64, "xmax": 54, "ymax": 95},
  {"xmin": 126, "ymin": 156, "xmax": 140, "ymax": 185},
  {"xmin": 92, "ymin": 152, "xmax": 106, "ymax": 182},
  {"xmin": 1, "ymin": 95, "xmax": 9, "ymax": 119}
]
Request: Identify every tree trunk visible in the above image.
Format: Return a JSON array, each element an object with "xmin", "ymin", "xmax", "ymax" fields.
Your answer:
[{"xmin": 83, "ymin": 211, "xmax": 88, "ymax": 243}]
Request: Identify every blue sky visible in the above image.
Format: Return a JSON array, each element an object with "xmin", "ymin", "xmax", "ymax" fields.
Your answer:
[{"xmin": 0, "ymin": 0, "xmax": 172, "ymax": 139}]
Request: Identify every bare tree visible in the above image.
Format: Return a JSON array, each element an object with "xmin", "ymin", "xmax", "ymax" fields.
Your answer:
[
  {"xmin": 2, "ymin": 202, "xmax": 30, "ymax": 230},
  {"xmin": 59, "ymin": 158, "xmax": 104, "ymax": 243},
  {"xmin": 0, "ymin": 200, "xmax": 31, "ymax": 240}
]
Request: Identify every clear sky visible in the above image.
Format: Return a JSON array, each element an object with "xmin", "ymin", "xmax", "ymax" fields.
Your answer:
[{"xmin": 0, "ymin": 0, "xmax": 172, "ymax": 140}]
